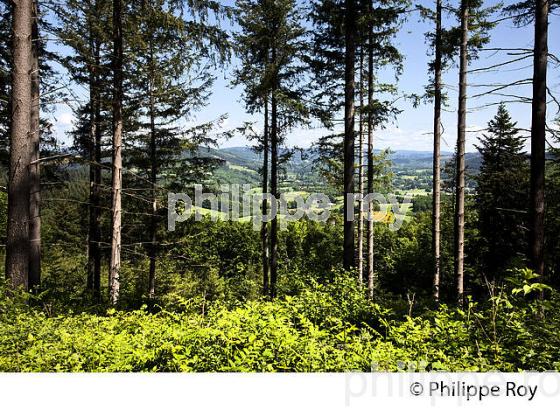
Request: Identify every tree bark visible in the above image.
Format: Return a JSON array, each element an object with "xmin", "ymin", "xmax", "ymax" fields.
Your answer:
[
  {"xmin": 92, "ymin": 42, "xmax": 102, "ymax": 300},
  {"xmin": 357, "ymin": 49, "xmax": 364, "ymax": 282},
  {"xmin": 343, "ymin": 0, "xmax": 356, "ymax": 270},
  {"xmin": 6, "ymin": 0, "xmax": 33, "ymax": 290},
  {"xmin": 147, "ymin": 44, "xmax": 157, "ymax": 300},
  {"xmin": 454, "ymin": 0, "xmax": 469, "ymax": 306},
  {"xmin": 87, "ymin": 26, "xmax": 102, "ymax": 301},
  {"xmin": 109, "ymin": 0, "xmax": 123, "ymax": 305},
  {"xmin": 269, "ymin": 64, "xmax": 278, "ymax": 299},
  {"xmin": 529, "ymin": 0, "xmax": 548, "ymax": 278},
  {"xmin": 432, "ymin": 0, "xmax": 442, "ymax": 303},
  {"xmin": 86, "ymin": 45, "xmax": 96, "ymax": 293},
  {"xmin": 28, "ymin": 0, "xmax": 41, "ymax": 291},
  {"xmin": 366, "ymin": 4, "xmax": 375, "ymax": 299},
  {"xmin": 261, "ymin": 96, "xmax": 269, "ymax": 296}
]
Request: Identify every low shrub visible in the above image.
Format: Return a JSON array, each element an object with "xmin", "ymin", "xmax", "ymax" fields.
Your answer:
[{"xmin": 1, "ymin": 278, "xmax": 559, "ymax": 372}]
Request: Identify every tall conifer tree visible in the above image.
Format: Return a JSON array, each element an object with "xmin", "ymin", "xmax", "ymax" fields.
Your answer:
[
  {"xmin": 505, "ymin": 0, "xmax": 558, "ymax": 278},
  {"xmin": 475, "ymin": 103, "xmax": 528, "ymax": 281},
  {"xmin": 127, "ymin": 0, "xmax": 230, "ymax": 299},
  {"xmin": 54, "ymin": 0, "xmax": 112, "ymax": 299},
  {"xmin": 5, "ymin": 0, "xmax": 33, "ymax": 289},
  {"xmin": 109, "ymin": 0, "xmax": 124, "ymax": 305},
  {"xmin": 309, "ymin": 0, "xmax": 404, "ymax": 276},
  {"xmin": 235, "ymin": 0, "xmax": 310, "ymax": 298},
  {"xmin": 453, "ymin": 0, "xmax": 496, "ymax": 304}
]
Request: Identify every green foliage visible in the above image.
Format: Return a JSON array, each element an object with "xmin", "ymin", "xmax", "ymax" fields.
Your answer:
[
  {"xmin": 474, "ymin": 103, "xmax": 529, "ymax": 281},
  {"xmin": 2, "ymin": 277, "xmax": 560, "ymax": 372},
  {"xmin": 308, "ymin": 0, "xmax": 405, "ymax": 126},
  {"xmin": 504, "ymin": 0, "xmax": 559, "ymax": 27},
  {"xmin": 545, "ymin": 137, "xmax": 560, "ymax": 283},
  {"xmin": 2, "ymin": 0, "xmax": 560, "ymax": 376},
  {"xmin": 507, "ymin": 267, "xmax": 552, "ymax": 297}
]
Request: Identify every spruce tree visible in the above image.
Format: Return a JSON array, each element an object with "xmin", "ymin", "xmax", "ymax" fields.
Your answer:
[
  {"xmin": 126, "ymin": 0, "xmax": 230, "ymax": 299},
  {"xmin": 5, "ymin": 0, "xmax": 33, "ymax": 289},
  {"xmin": 504, "ymin": 0, "xmax": 559, "ymax": 279},
  {"xmin": 54, "ymin": 0, "xmax": 112, "ymax": 300},
  {"xmin": 28, "ymin": 0, "xmax": 40, "ymax": 291},
  {"xmin": 234, "ymin": 0, "xmax": 310, "ymax": 298},
  {"xmin": 419, "ymin": 0, "xmax": 447, "ymax": 302},
  {"xmin": 431, "ymin": 0, "xmax": 443, "ymax": 302},
  {"xmin": 0, "ymin": 0, "xmax": 10, "ymax": 168},
  {"xmin": 475, "ymin": 103, "xmax": 528, "ymax": 281},
  {"xmin": 363, "ymin": 0, "xmax": 403, "ymax": 297},
  {"xmin": 453, "ymin": 0, "xmax": 497, "ymax": 305},
  {"xmin": 109, "ymin": 0, "xmax": 124, "ymax": 305},
  {"xmin": 545, "ymin": 117, "xmax": 560, "ymax": 281},
  {"xmin": 309, "ymin": 0, "xmax": 404, "ymax": 277},
  {"xmin": 2, "ymin": 0, "xmax": 61, "ymax": 290},
  {"xmin": 342, "ymin": 0, "xmax": 356, "ymax": 271},
  {"xmin": 528, "ymin": 0, "xmax": 548, "ymax": 281},
  {"xmin": 231, "ymin": 0, "xmax": 272, "ymax": 295}
]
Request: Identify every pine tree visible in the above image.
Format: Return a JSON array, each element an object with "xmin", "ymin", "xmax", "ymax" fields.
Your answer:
[
  {"xmin": 515, "ymin": 0, "xmax": 554, "ymax": 279},
  {"xmin": 343, "ymin": 0, "xmax": 356, "ymax": 271},
  {"xmin": 109, "ymin": 0, "xmax": 124, "ymax": 305},
  {"xmin": 419, "ymin": 0, "xmax": 445, "ymax": 302},
  {"xmin": 431, "ymin": 0, "xmax": 443, "ymax": 303},
  {"xmin": 0, "ymin": 0, "xmax": 11, "ymax": 168},
  {"xmin": 475, "ymin": 103, "xmax": 528, "ymax": 281},
  {"xmin": 455, "ymin": 0, "xmax": 468, "ymax": 306},
  {"xmin": 5, "ymin": 0, "xmax": 33, "ymax": 289},
  {"xmin": 28, "ymin": 0, "xmax": 40, "ymax": 291},
  {"xmin": 309, "ymin": 0, "xmax": 404, "ymax": 276},
  {"xmin": 54, "ymin": 0, "xmax": 112, "ymax": 300},
  {"xmin": 545, "ymin": 117, "xmax": 560, "ymax": 280},
  {"xmin": 453, "ymin": 0, "xmax": 497, "ymax": 305},
  {"xmin": 126, "ymin": 0, "xmax": 230, "ymax": 299},
  {"xmin": 232, "ymin": 0, "xmax": 271, "ymax": 295},
  {"xmin": 234, "ymin": 0, "xmax": 310, "ymax": 298}
]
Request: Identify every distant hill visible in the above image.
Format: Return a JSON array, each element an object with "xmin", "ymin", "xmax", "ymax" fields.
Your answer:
[
  {"xmin": 196, "ymin": 146, "xmax": 261, "ymax": 170},
  {"xmin": 208, "ymin": 146, "xmax": 482, "ymax": 174},
  {"xmin": 194, "ymin": 146, "xmax": 485, "ymax": 194}
]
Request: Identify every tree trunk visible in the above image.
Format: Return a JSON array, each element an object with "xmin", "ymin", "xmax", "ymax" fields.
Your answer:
[
  {"xmin": 432, "ymin": 0, "xmax": 442, "ymax": 303},
  {"xmin": 454, "ymin": 0, "xmax": 469, "ymax": 306},
  {"xmin": 357, "ymin": 49, "xmax": 364, "ymax": 282},
  {"xmin": 28, "ymin": 0, "xmax": 41, "ymax": 291},
  {"xmin": 92, "ymin": 38, "xmax": 102, "ymax": 300},
  {"xmin": 343, "ymin": 0, "xmax": 356, "ymax": 270},
  {"xmin": 269, "ymin": 71, "xmax": 278, "ymax": 299},
  {"xmin": 529, "ymin": 0, "xmax": 548, "ymax": 278},
  {"xmin": 109, "ymin": 0, "xmax": 123, "ymax": 305},
  {"xmin": 86, "ymin": 46, "xmax": 96, "ymax": 293},
  {"xmin": 6, "ymin": 0, "xmax": 33, "ymax": 290},
  {"xmin": 87, "ymin": 32, "xmax": 102, "ymax": 301},
  {"xmin": 366, "ymin": 1, "xmax": 374, "ymax": 299},
  {"xmin": 261, "ymin": 96, "xmax": 269, "ymax": 296},
  {"xmin": 147, "ymin": 44, "xmax": 157, "ymax": 300}
]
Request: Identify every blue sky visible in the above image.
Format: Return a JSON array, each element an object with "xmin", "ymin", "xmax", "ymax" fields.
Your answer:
[{"xmin": 50, "ymin": 0, "xmax": 560, "ymax": 153}]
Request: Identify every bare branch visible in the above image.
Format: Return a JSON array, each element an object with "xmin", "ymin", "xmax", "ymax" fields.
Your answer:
[{"xmin": 468, "ymin": 55, "xmax": 532, "ymax": 74}]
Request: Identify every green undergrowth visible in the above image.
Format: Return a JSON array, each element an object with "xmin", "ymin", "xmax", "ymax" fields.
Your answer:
[{"xmin": 2, "ymin": 273, "xmax": 559, "ymax": 372}]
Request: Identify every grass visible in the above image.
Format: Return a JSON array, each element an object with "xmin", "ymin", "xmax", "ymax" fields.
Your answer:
[{"xmin": 228, "ymin": 164, "xmax": 258, "ymax": 174}]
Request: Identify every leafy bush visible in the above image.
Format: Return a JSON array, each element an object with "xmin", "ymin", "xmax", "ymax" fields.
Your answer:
[{"xmin": 2, "ymin": 278, "xmax": 559, "ymax": 372}]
